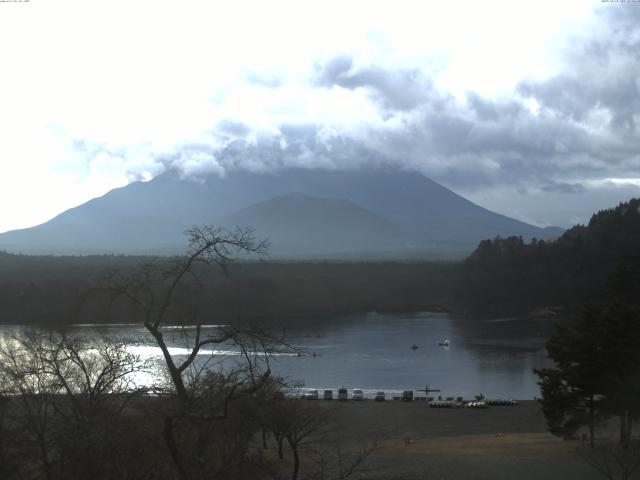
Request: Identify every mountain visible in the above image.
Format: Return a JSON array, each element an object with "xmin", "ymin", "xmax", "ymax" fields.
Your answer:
[
  {"xmin": 218, "ymin": 193, "xmax": 415, "ymax": 258},
  {"xmin": 0, "ymin": 167, "xmax": 563, "ymax": 257}
]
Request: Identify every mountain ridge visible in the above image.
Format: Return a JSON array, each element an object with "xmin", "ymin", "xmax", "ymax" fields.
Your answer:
[{"xmin": 0, "ymin": 167, "xmax": 564, "ymax": 258}]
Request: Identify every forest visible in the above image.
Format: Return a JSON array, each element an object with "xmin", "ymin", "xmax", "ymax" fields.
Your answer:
[
  {"xmin": 457, "ymin": 197, "xmax": 640, "ymax": 317},
  {"xmin": 0, "ymin": 253, "xmax": 456, "ymax": 326},
  {"xmin": 0, "ymin": 198, "xmax": 639, "ymax": 325}
]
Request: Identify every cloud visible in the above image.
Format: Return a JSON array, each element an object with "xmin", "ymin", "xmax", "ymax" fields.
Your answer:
[
  {"xmin": 466, "ymin": 93, "xmax": 524, "ymax": 122},
  {"xmin": 127, "ymin": 4, "xmax": 640, "ymax": 203},
  {"xmin": 161, "ymin": 125, "xmax": 387, "ymax": 178},
  {"xmin": 512, "ymin": 7, "xmax": 640, "ymax": 179},
  {"xmin": 541, "ymin": 182, "xmax": 586, "ymax": 195},
  {"xmin": 314, "ymin": 55, "xmax": 442, "ymax": 112},
  {"xmin": 326, "ymin": 6, "xmax": 640, "ymax": 193},
  {"xmin": 245, "ymin": 71, "xmax": 283, "ymax": 89},
  {"xmin": 2, "ymin": 1, "xmax": 639, "ymax": 231},
  {"xmin": 313, "ymin": 56, "xmax": 354, "ymax": 87},
  {"xmin": 518, "ymin": 6, "xmax": 640, "ymax": 133},
  {"xmin": 217, "ymin": 120, "xmax": 253, "ymax": 139}
]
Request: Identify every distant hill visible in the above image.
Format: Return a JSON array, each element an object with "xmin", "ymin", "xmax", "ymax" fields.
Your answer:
[
  {"xmin": 0, "ymin": 168, "xmax": 563, "ymax": 258},
  {"xmin": 218, "ymin": 193, "xmax": 415, "ymax": 258}
]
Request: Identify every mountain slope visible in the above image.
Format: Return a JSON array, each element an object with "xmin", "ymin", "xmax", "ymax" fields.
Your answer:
[
  {"xmin": 0, "ymin": 167, "xmax": 563, "ymax": 257},
  {"xmin": 218, "ymin": 193, "xmax": 414, "ymax": 257}
]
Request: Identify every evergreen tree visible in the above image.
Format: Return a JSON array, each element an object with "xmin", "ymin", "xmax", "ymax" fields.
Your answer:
[
  {"xmin": 536, "ymin": 265, "xmax": 640, "ymax": 448},
  {"xmin": 535, "ymin": 306, "xmax": 608, "ymax": 446}
]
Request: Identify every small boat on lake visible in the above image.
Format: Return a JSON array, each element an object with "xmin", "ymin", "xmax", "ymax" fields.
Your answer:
[
  {"xmin": 410, "ymin": 344, "xmax": 419, "ymax": 350},
  {"xmin": 438, "ymin": 339, "xmax": 450, "ymax": 347}
]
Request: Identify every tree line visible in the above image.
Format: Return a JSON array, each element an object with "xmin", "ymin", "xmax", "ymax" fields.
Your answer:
[
  {"xmin": 456, "ymin": 198, "xmax": 640, "ymax": 317},
  {"xmin": 0, "ymin": 251, "xmax": 456, "ymax": 326}
]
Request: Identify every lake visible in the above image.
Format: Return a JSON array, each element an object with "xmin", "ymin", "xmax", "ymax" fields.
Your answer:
[
  {"xmin": 0, "ymin": 312, "xmax": 555, "ymax": 400},
  {"xmin": 274, "ymin": 312, "xmax": 553, "ymax": 399}
]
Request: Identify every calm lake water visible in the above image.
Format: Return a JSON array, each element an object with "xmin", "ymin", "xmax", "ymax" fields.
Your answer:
[
  {"xmin": 276, "ymin": 312, "xmax": 553, "ymax": 399},
  {"xmin": 0, "ymin": 312, "xmax": 555, "ymax": 400}
]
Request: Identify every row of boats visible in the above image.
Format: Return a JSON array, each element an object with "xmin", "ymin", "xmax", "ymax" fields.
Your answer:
[
  {"xmin": 429, "ymin": 399, "xmax": 519, "ymax": 408},
  {"xmin": 299, "ymin": 388, "xmax": 520, "ymax": 406}
]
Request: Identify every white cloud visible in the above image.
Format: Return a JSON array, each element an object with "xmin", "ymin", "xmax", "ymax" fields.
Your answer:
[{"xmin": 0, "ymin": 0, "xmax": 626, "ymax": 232}]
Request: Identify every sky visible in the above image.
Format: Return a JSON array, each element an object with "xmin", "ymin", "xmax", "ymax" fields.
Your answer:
[{"xmin": 1, "ymin": 0, "xmax": 639, "ymax": 232}]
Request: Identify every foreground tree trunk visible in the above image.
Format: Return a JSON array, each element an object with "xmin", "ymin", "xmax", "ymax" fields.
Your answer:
[
  {"xmin": 589, "ymin": 394, "xmax": 595, "ymax": 448},
  {"xmin": 289, "ymin": 442, "xmax": 300, "ymax": 480},
  {"xmin": 619, "ymin": 410, "xmax": 632, "ymax": 449},
  {"xmin": 278, "ymin": 437, "xmax": 284, "ymax": 460},
  {"xmin": 163, "ymin": 416, "xmax": 189, "ymax": 480}
]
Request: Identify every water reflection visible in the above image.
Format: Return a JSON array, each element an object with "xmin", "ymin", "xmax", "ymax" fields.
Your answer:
[
  {"xmin": 274, "ymin": 312, "xmax": 553, "ymax": 398},
  {"xmin": 0, "ymin": 312, "xmax": 555, "ymax": 399}
]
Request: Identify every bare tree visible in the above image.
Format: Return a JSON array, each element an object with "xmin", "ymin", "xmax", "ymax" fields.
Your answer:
[
  {"xmin": 264, "ymin": 393, "xmax": 292, "ymax": 461},
  {"xmin": 581, "ymin": 441, "xmax": 640, "ymax": 480},
  {"xmin": 106, "ymin": 225, "xmax": 270, "ymax": 402},
  {"xmin": 105, "ymin": 225, "xmax": 296, "ymax": 480},
  {"xmin": 0, "ymin": 388, "xmax": 20, "ymax": 479},
  {"xmin": 278, "ymin": 401, "xmax": 331, "ymax": 480},
  {"xmin": 42, "ymin": 332, "xmax": 146, "ymax": 416},
  {"xmin": 0, "ymin": 329, "xmax": 147, "ymax": 480},
  {"xmin": 308, "ymin": 438, "xmax": 382, "ymax": 480},
  {"xmin": 0, "ymin": 330, "xmax": 67, "ymax": 480}
]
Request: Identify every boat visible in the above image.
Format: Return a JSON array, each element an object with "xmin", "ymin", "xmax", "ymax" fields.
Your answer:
[
  {"xmin": 410, "ymin": 344, "xmax": 419, "ymax": 350},
  {"xmin": 438, "ymin": 339, "xmax": 450, "ymax": 347}
]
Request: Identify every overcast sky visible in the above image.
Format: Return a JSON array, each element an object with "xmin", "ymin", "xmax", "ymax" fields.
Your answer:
[{"xmin": 1, "ymin": 0, "xmax": 639, "ymax": 232}]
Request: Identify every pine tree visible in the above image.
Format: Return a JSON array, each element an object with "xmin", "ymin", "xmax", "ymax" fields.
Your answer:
[
  {"xmin": 535, "ymin": 306, "xmax": 608, "ymax": 446},
  {"xmin": 536, "ymin": 267, "xmax": 640, "ymax": 448}
]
